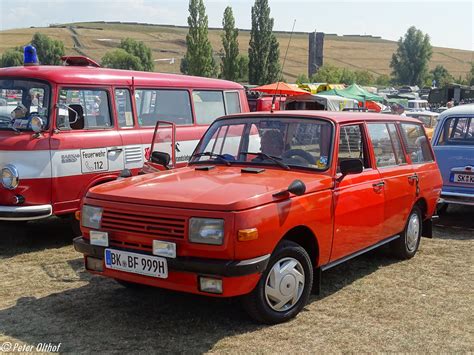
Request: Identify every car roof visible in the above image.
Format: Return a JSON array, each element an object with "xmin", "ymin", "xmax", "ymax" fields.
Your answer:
[
  {"xmin": 0, "ymin": 65, "xmax": 243, "ymax": 89},
  {"xmin": 220, "ymin": 110, "xmax": 423, "ymax": 124},
  {"xmin": 438, "ymin": 104, "xmax": 474, "ymax": 120}
]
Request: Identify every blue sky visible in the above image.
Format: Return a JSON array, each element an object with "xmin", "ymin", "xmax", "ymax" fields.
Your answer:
[{"xmin": 0, "ymin": 0, "xmax": 473, "ymax": 50}]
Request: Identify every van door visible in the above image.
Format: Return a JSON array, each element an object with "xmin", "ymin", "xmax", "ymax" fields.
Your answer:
[
  {"xmin": 366, "ymin": 123, "xmax": 417, "ymax": 237},
  {"xmin": 51, "ymin": 87, "xmax": 124, "ymax": 213},
  {"xmin": 331, "ymin": 124, "xmax": 385, "ymax": 261}
]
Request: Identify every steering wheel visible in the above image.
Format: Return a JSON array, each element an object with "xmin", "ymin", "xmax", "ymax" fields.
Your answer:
[{"xmin": 282, "ymin": 149, "xmax": 316, "ymax": 165}]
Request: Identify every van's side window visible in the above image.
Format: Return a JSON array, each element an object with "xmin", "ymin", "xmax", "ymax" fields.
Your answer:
[
  {"xmin": 387, "ymin": 123, "xmax": 407, "ymax": 164},
  {"xmin": 338, "ymin": 124, "xmax": 370, "ymax": 171},
  {"xmin": 193, "ymin": 91, "xmax": 226, "ymax": 125},
  {"xmin": 115, "ymin": 89, "xmax": 134, "ymax": 127},
  {"xmin": 438, "ymin": 117, "xmax": 474, "ymax": 145},
  {"xmin": 400, "ymin": 123, "xmax": 434, "ymax": 163},
  {"xmin": 57, "ymin": 89, "xmax": 112, "ymax": 130},
  {"xmin": 135, "ymin": 89, "xmax": 193, "ymax": 127},
  {"xmin": 367, "ymin": 123, "xmax": 397, "ymax": 167},
  {"xmin": 224, "ymin": 91, "xmax": 241, "ymax": 115}
]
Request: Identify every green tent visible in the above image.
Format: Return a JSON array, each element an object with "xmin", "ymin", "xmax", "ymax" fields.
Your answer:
[{"xmin": 318, "ymin": 84, "xmax": 384, "ymax": 103}]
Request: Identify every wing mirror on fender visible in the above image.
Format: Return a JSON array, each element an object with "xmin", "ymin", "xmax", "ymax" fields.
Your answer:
[
  {"xmin": 151, "ymin": 151, "xmax": 171, "ymax": 169},
  {"xmin": 273, "ymin": 179, "xmax": 306, "ymax": 198},
  {"xmin": 337, "ymin": 158, "xmax": 364, "ymax": 182}
]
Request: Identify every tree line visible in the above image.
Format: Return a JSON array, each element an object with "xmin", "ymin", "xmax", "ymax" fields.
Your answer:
[{"xmin": 1, "ymin": 1, "xmax": 473, "ymax": 88}]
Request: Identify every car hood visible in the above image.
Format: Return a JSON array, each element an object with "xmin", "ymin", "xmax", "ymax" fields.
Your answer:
[{"xmin": 87, "ymin": 165, "xmax": 334, "ymax": 211}]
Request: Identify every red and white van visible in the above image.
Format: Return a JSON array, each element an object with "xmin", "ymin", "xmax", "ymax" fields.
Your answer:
[{"xmin": 0, "ymin": 57, "xmax": 248, "ymax": 222}]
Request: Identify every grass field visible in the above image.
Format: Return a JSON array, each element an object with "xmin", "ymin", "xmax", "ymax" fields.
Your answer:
[
  {"xmin": 0, "ymin": 206, "xmax": 473, "ymax": 352},
  {"xmin": 0, "ymin": 21, "xmax": 472, "ymax": 82}
]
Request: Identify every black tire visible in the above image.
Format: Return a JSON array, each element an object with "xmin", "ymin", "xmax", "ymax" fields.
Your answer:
[
  {"xmin": 437, "ymin": 203, "xmax": 449, "ymax": 215},
  {"xmin": 69, "ymin": 215, "xmax": 82, "ymax": 237},
  {"xmin": 242, "ymin": 240, "xmax": 313, "ymax": 324},
  {"xmin": 391, "ymin": 206, "xmax": 422, "ymax": 260}
]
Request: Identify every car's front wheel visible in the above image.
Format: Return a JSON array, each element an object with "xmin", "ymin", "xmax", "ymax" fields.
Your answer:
[
  {"xmin": 242, "ymin": 240, "xmax": 313, "ymax": 324},
  {"xmin": 392, "ymin": 206, "xmax": 422, "ymax": 259}
]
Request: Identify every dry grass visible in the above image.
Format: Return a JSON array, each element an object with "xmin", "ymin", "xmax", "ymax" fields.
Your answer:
[
  {"xmin": 0, "ymin": 22, "xmax": 472, "ymax": 81},
  {"xmin": 0, "ymin": 206, "xmax": 472, "ymax": 353}
]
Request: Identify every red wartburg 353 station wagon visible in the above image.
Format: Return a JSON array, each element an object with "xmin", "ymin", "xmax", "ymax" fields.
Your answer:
[{"xmin": 74, "ymin": 110, "xmax": 442, "ymax": 324}]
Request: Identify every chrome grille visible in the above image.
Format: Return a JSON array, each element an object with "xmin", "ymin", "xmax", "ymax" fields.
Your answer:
[{"xmin": 101, "ymin": 209, "xmax": 186, "ymax": 239}]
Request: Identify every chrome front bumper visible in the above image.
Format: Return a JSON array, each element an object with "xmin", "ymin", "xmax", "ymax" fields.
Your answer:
[{"xmin": 0, "ymin": 204, "xmax": 53, "ymax": 221}]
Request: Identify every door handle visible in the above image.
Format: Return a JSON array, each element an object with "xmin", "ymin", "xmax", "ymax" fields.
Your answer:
[
  {"xmin": 372, "ymin": 181, "xmax": 385, "ymax": 188},
  {"xmin": 408, "ymin": 173, "xmax": 418, "ymax": 182},
  {"xmin": 108, "ymin": 147, "xmax": 123, "ymax": 153}
]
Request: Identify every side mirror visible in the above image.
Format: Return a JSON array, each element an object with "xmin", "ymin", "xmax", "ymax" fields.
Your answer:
[
  {"xmin": 338, "ymin": 159, "xmax": 363, "ymax": 182},
  {"xmin": 151, "ymin": 151, "xmax": 171, "ymax": 169},
  {"xmin": 287, "ymin": 179, "xmax": 306, "ymax": 196}
]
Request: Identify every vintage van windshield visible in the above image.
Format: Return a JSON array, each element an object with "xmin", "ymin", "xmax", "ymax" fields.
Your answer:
[
  {"xmin": 190, "ymin": 117, "xmax": 333, "ymax": 170},
  {"xmin": 0, "ymin": 79, "xmax": 50, "ymax": 130}
]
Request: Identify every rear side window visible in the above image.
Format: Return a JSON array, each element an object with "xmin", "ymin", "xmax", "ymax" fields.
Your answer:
[
  {"xmin": 115, "ymin": 89, "xmax": 133, "ymax": 127},
  {"xmin": 57, "ymin": 89, "xmax": 112, "ymax": 130},
  {"xmin": 400, "ymin": 123, "xmax": 434, "ymax": 163},
  {"xmin": 338, "ymin": 124, "xmax": 370, "ymax": 170},
  {"xmin": 367, "ymin": 124, "xmax": 397, "ymax": 167},
  {"xmin": 438, "ymin": 117, "xmax": 474, "ymax": 146},
  {"xmin": 135, "ymin": 89, "xmax": 193, "ymax": 127},
  {"xmin": 387, "ymin": 123, "xmax": 407, "ymax": 164},
  {"xmin": 193, "ymin": 91, "xmax": 226, "ymax": 125}
]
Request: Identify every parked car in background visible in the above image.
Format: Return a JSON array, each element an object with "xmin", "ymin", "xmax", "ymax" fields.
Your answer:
[
  {"xmin": 431, "ymin": 104, "xmax": 474, "ymax": 212},
  {"xmin": 407, "ymin": 99, "xmax": 429, "ymax": 111},
  {"xmin": 74, "ymin": 111, "xmax": 442, "ymax": 324},
  {"xmin": 405, "ymin": 111, "xmax": 439, "ymax": 140},
  {"xmin": 0, "ymin": 56, "xmax": 248, "ymax": 225}
]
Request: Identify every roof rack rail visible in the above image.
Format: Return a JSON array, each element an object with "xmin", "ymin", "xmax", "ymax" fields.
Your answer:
[{"xmin": 61, "ymin": 56, "xmax": 100, "ymax": 67}]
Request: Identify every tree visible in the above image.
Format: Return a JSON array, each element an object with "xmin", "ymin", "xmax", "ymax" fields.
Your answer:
[
  {"xmin": 31, "ymin": 33, "xmax": 65, "ymax": 65},
  {"xmin": 375, "ymin": 74, "xmax": 391, "ymax": 86},
  {"xmin": 0, "ymin": 48, "xmax": 23, "ymax": 67},
  {"xmin": 101, "ymin": 49, "xmax": 143, "ymax": 71},
  {"xmin": 119, "ymin": 38, "xmax": 154, "ymax": 72},
  {"xmin": 237, "ymin": 55, "xmax": 249, "ymax": 82},
  {"xmin": 220, "ymin": 6, "xmax": 239, "ymax": 81},
  {"xmin": 248, "ymin": 0, "xmax": 280, "ymax": 84},
  {"xmin": 430, "ymin": 65, "xmax": 453, "ymax": 87},
  {"xmin": 354, "ymin": 70, "xmax": 375, "ymax": 86},
  {"xmin": 296, "ymin": 73, "xmax": 309, "ymax": 85},
  {"xmin": 340, "ymin": 68, "xmax": 356, "ymax": 85},
  {"xmin": 311, "ymin": 64, "xmax": 342, "ymax": 83},
  {"xmin": 390, "ymin": 26, "xmax": 432, "ymax": 86},
  {"xmin": 182, "ymin": 0, "xmax": 217, "ymax": 77},
  {"xmin": 467, "ymin": 62, "xmax": 474, "ymax": 86}
]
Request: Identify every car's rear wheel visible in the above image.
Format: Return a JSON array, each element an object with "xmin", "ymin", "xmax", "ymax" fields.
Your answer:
[
  {"xmin": 392, "ymin": 206, "xmax": 422, "ymax": 259},
  {"xmin": 242, "ymin": 240, "xmax": 313, "ymax": 324}
]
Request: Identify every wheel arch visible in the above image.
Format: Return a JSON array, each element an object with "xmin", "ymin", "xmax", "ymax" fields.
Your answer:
[{"xmin": 280, "ymin": 225, "xmax": 319, "ymax": 268}]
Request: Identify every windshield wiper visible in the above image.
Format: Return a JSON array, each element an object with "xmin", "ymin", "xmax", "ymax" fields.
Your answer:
[
  {"xmin": 241, "ymin": 151, "xmax": 290, "ymax": 170},
  {"xmin": 191, "ymin": 151, "xmax": 231, "ymax": 166}
]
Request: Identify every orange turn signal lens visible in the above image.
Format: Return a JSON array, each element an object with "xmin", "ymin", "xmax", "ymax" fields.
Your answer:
[
  {"xmin": 238, "ymin": 228, "xmax": 258, "ymax": 241},
  {"xmin": 75, "ymin": 211, "xmax": 81, "ymax": 221}
]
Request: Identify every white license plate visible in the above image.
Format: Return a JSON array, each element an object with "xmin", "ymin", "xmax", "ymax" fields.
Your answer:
[
  {"xmin": 104, "ymin": 249, "xmax": 168, "ymax": 278},
  {"xmin": 453, "ymin": 173, "xmax": 474, "ymax": 184}
]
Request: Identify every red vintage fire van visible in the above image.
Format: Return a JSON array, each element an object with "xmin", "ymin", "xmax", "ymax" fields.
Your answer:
[
  {"xmin": 0, "ymin": 57, "xmax": 248, "ymax": 223},
  {"xmin": 74, "ymin": 110, "xmax": 442, "ymax": 324}
]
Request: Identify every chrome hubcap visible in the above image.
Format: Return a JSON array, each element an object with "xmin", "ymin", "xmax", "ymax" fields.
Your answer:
[
  {"xmin": 264, "ymin": 257, "xmax": 305, "ymax": 312},
  {"xmin": 406, "ymin": 213, "xmax": 420, "ymax": 252}
]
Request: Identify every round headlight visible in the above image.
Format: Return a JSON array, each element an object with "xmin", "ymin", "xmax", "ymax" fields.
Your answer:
[
  {"xmin": 30, "ymin": 116, "xmax": 44, "ymax": 133},
  {"xmin": 1, "ymin": 164, "xmax": 19, "ymax": 190}
]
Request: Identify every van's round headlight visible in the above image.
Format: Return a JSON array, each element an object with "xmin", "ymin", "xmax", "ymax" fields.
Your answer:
[
  {"xmin": 1, "ymin": 164, "xmax": 19, "ymax": 190},
  {"xmin": 30, "ymin": 116, "xmax": 44, "ymax": 133}
]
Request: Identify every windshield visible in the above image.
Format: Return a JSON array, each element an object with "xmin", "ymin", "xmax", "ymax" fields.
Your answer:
[
  {"xmin": 0, "ymin": 79, "xmax": 50, "ymax": 130},
  {"xmin": 190, "ymin": 117, "xmax": 333, "ymax": 170}
]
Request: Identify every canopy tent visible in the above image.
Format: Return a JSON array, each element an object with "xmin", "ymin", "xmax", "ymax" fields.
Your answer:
[
  {"xmin": 298, "ymin": 83, "xmax": 346, "ymax": 94},
  {"xmin": 318, "ymin": 84, "xmax": 384, "ymax": 103},
  {"xmin": 253, "ymin": 82, "xmax": 309, "ymax": 96},
  {"xmin": 284, "ymin": 94, "xmax": 358, "ymax": 111}
]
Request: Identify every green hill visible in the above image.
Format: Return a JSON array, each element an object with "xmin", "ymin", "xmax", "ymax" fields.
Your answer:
[{"xmin": 1, "ymin": 21, "xmax": 472, "ymax": 82}]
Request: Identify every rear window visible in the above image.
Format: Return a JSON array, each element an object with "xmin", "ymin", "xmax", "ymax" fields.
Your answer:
[
  {"xmin": 135, "ymin": 89, "xmax": 193, "ymax": 127},
  {"xmin": 438, "ymin": 117, "xmax": 474, "ymax": 146},
  {"xmin": 400, "ymin": 123, "xmax": 434, "ymax": 163}
]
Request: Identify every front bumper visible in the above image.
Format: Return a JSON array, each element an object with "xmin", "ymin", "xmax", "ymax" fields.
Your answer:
[
  {"xmin": 74, "ymin": 237, "xmax": 270, "ymax": 278},
  {"xmin": 439, "ymin": 192, "xmax": 474, "ymax": 206},
  {"xmin": 0, "ymin": 204, "xmax": 52, "ymax": 221}
]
